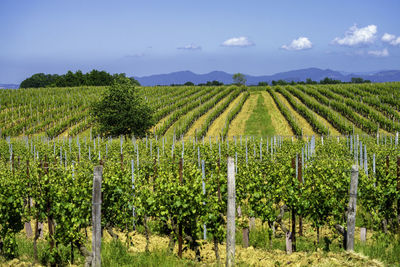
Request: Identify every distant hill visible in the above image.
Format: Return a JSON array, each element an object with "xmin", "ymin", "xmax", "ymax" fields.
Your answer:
[
  {"xmin": 0, "ymin": 84, "xmax": 19, "ymax": 89},
  {"xmin": 135, "ymin": 68, "xmax": 400, "ymax": 86}
]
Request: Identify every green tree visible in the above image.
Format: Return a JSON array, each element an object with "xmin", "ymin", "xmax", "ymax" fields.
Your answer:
[
  {"xmin": 129, "ymin": 77, "xmax": 141, "ymax": 86},
  {"xmin": 351, "ymin": 77, "xmax": 364, "ymax": 84},
  {"xmin": 232, "ymin": 73, "xmax": 246, "ymax": 86},
  {"xmin": 211, "ymin": 80, "xmax": 223, "ymax": 86},
  {"xmin": 91, "ymin": 77, "xmax": 154, "ymax": 137},
  {"xmin": 320, "ymin": 77, "xmax": 342, "ymax": 84},
  {"xmin": 258, "ymin": 81, "xmax": 268, "ymax": 86},
  {"xmin": 184, "ymin": 81, "xmax": 195, "ymax": 86},
  {"xmin": 65, "ymin": 70, "xmax": 78, "ymax": 86},
  {"xmin": 306, "ymin": 78, "xmax": 317, "ymax": 84}
]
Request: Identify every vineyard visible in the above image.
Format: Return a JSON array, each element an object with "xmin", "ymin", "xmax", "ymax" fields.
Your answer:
[
  {"xmin": 0, "ymin": 83, "xmax": 400, "ymax": 266},
  {"xmin": 1, "ymin": 82, "xmax": 400, "ymax": 139}
]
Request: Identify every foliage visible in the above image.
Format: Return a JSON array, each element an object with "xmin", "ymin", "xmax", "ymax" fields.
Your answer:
[
  {"xmin": 195, "ymin": 86, "xmax": 243, "ymax": 138},
  {"xmin": 91, "ymin": 77, "xmax": 154, "ymax": 137},
  {"xmin": 198, "ymin": 80, "xmax": 224, "ymax": 86},
  {"xmin": 20, "ymin": 70, "xmax": 140, "ymax": 88},
  {"xmin": 267, "ymin": 87, "xmax": 302, "ymax": 136},
  {"xmin": 0, "ymin": 131, "xmax": 400, "ymax": 264},
  {"xmin": 232, "ymin": 73, "xmax": 246, "ymax": 86},
  {"xmin": 351, "ymin": 77, "xmax": 371, "ymax": 84},
  {"xmin": 221, "ymin": 91, "xmax": 250, "ymax": 137}
]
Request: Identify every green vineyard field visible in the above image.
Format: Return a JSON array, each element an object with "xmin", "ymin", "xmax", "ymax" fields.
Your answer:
[
  {"xmin": 0, "ymin": 83, "xmax": 400, "ymax": 266},
  {"xmin": 1, "ymin": 82, "xmax": 400, "ymax": 139}
]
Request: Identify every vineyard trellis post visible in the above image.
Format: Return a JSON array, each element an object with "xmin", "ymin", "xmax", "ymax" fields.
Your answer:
[
  {"xmin": 290, "ymin": 157, "xmax": 296, "ymax": 252},
  {"xmin": 397, "ymin": 157, "xmax": 400, "ymax": 225},
  {"xmin": 346, "ymin": 165, "xmax": 359, "ymax": 251},
  {"xmin": 92, "ymin": 166, "xmax": 103, "ymax": 267},
  {"xmin": 178, "ymin": 158, "xmax": 183, "ymax": 258},
  {"xmin": 298, "ymin": 154, "xmax": 303, "ymax": 236},
  {"xmin": 226, "ymin": 157, "xmax": 235, "ymax": 267}
]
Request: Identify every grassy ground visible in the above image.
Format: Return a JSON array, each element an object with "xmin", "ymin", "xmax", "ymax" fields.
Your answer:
[
  {"xmin": 243, "ymin": 92, "xmax": 275, "ymax": 136},
  {"xmin": 275, "ymin": 92, "xmax": 315, "ymax": 137},
  {"xmin": 2, "ymin": 218, "xmax": 396, "ymax": 267},
  {"xmin": 206, "ymin": 92, "xmax": 243, "ymax": 138},
  {"xmin": 260, "ymin": 91, "xmax": 293, "ymax": 136},
  {"xmin": 227, "ymin": 92, "xmax": 257, "ymax": 137},
  {"xmin": 185, "ymin": 94, "xmax": 228, "ymax": 138}
]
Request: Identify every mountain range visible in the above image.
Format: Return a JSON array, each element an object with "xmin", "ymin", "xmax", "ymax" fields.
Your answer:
[
  {"xmin": 135, "ymin": 68, "xmax": 400, "ymax": 86},
  {"xmin": 2, "ymin": 68, "xmax": 400, "ymax": 88},
  {"xmin": 0, "ymin": 84, "xmax": 19, "ymax": 89}
]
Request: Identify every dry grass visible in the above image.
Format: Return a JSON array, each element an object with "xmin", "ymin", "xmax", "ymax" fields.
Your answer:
[
  {"xmin": 101, "ymin": 229, "xmax": 383, "ymax": 267},
  {"xmin": 206, "ymin": 92, "xmax": 243, "ymax": 137},
  {"xmin": 5, "ymin": 221, "xmax": 386, "ymax": 267},
  {"xmin": 261, "ymin": 91, "xmax": 293, "ymax": 136},
  {"xmin": 227, "ymin": 92, "xmax": 257, "ymax": 137},
  {"xmin": 185, "ymin": 96, "xmax": 227, "ymax": 138}
]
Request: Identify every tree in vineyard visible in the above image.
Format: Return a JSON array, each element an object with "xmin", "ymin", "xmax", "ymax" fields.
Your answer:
[
  {"xmin": 91, "ymin": 77, "xmax": 155, "ymax": 137},
  {"xmin": 232, "ymin": 73, "xmax": 246, "ymax": 86}
]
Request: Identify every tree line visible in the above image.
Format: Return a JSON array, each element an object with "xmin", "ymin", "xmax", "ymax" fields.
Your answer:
[
  {"xmin": 171, "ymin": 76, "xmax": 373, "ymax": 87},
  {"xmin": 169, "ymin": 80, "xmax": 224, "ymax": 86},
  {"xmin": 265, "ymin": 77, "xmax": 372, "ymax": 86},
  {"xmin": 19, "ymin": 70, "xmax": 140, "ymax": 88}
]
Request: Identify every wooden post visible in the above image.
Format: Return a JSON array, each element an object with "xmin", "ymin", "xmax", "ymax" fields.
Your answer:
[
  {"xmin": 386, "ymin": 155, "xmax": 390, "ymax": 176},
  {"xmin": 346, "ymin": 165, "xmax": 359, "ymax": 251},
  {"xmin": 286, "ymin": 232, "xmax": 292, "ymax": 254},
  {"xmin": 201, "ymin": 160, "xmax": 207, "ymax": 240},
  {"xmin": 242, "ymin": 228, "xmax": 249, "ymax": 248},
  {"xmin": 397, "ymin": 157, "xmax": 400, "ymax": 226},
  {"xmin": 25, "ymin": 160, "xmax": 33, "ymax": 238},
  {"xmin": 298, "ymin": 155, "xmax": 303, "ymax": 237},
  {"xmin": 178, "ymin": 158, "xmax": 183, "ymax": 258},
  {"xmin": 249, "ymin": 217, "xmax": 255, "ymax": 231},
  {"xmin": 217, "ymin": 159, "xmax": 221, "ymax": 201},
  {"xmin": 92, "ymin": 166, "xmax": 103, "ymax": 267},
  {"xmin": 44, "ymin": 160, "xmax": 56, "ymax": 264},
  {"xmin": 226, "ymin": 157, "xmax": 235, "ymax": 267},
  {"xmin": 290, "ymin": 157, "xmax": 296, "ymax": 252},
  {"xmin": 360, "ymin": 227, "xmax": 366, "ymax": 242}
]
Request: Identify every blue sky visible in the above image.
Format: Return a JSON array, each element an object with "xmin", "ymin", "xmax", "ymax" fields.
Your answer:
[{"xmin": 1, "ymin": 0, "xmax": 400, "ymax": 83}]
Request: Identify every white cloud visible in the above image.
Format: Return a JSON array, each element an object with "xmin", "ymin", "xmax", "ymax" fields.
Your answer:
[
  {"xmin": 281, "ymin": 37, "xmax": 313, "ymax": 51},
  {"xmin": 368, "ymin": 48, "xmax": 389, "ymax": 57},
  {"xmin": 391, "ymin": 37, "xmax": 400, "ymax": 45},
  {"xmin": 333, "ymin": 25, "xmax": 377, "ymax": 46},
  {"xmin": 221, "ymin": 36, "xmax": 254, "ymax": 47},
  {"xmin": 382, "ymin": 33, "xmax": 400, "ymax": 46},
  {"xmin": 177, "ymin": 43, "xmax": 202, "ymax": 50},
  {"xmin": 382, "ymin": 33, "xmax": 395, "ymax": 42}
]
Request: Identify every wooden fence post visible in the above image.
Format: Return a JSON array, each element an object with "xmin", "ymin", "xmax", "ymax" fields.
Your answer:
[
  {"xmin": 298, "ymin": 154, "xmax": 303, "ymax": 237},
  {"xmin": 92, "ymin": 166, "xmax": 103, "ymax": 267},
  {"xmin": 346, "ymin": 165, "xmax": 359, "ymax": 251},
  {"xmin": 25, "ymin": 160, "xmax": 33, "ymax": 238},
  {"xmin": 397, "ymin": 157, "xmax": 400, "ymax": 226},
  {"xmin": 360, "ymin": 227, "xmax": 366, "ymax": 242},
  {"xmin": 178, "ymin": 158, "xmax": 183, "ymax": 258},
  {"xmin": 290, "ymin": 157, "xmax": 296, "ymax": 252},
  {"xmin": 226, "ymin": 157, "xmax": 235, "ymax": 267}
]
